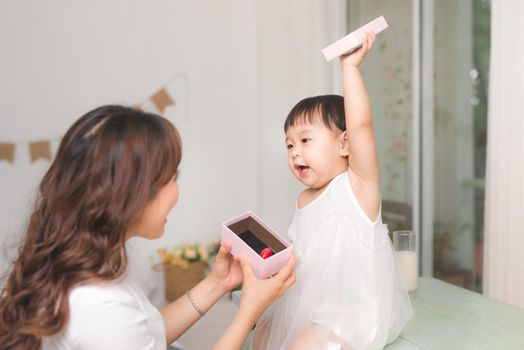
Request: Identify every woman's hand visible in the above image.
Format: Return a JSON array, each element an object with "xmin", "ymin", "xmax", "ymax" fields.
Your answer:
[
  {"xmin": 238, "ymin": 254, "xmax": 296, "ymax": 321},
  {"xmin": 211, "ymin": 254, "xmax": 296, "ymax": 350},
  {"xmin": 340, "ymin": 31, "xmax": 376, "ymax": 68},
  {"xmin": 209, "ymin": 243, "xmax": 243, "ymax": 293}
]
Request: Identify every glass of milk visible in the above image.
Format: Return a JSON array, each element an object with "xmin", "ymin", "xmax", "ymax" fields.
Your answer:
[{"xmin": 393, "ymin": 230, "xmax": 418, "ymax": 292}]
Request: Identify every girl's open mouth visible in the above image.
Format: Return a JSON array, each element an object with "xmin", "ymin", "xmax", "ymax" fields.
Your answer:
[{"xmin": 296, "ymin": 165, "xmax": 310, "ymax": 176}]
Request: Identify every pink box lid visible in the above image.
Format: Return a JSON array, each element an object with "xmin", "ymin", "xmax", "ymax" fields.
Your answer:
[{"xmin": 321, "ymin": 15, "xmax": 388, "ymax": 62}]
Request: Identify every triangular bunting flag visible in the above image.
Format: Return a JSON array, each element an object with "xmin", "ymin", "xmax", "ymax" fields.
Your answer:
[
  {"xmin": 29, "ymin": 141, "xmax": 51, "ymax": 163},
  {"xmin": 151, "ymin": 88, "xmax": 175, "ymax": 113},
  {"xmin": 0, "ymin": 143, "xmax": 15, "ymax": 164}
]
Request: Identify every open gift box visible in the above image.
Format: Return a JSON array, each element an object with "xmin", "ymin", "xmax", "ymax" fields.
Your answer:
[{"xmin": 221, "ymin": 211, "xmax": 292, "ymax": 279}]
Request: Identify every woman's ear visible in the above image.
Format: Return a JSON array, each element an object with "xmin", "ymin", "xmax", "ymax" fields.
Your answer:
[{"xmin": 339, "ymin": 130, "xmax": 350, "ymax": 157}]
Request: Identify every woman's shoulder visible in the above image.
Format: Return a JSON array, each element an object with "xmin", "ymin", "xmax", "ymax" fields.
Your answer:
[
  {"xmin": 58, "ymin": 278, "xmax": 161, "ymax": 349},
  {"xmin": 69, "ymin": 278, "xmax": 138, "ymax": 308},
  {"xmin": 43, "ymin": 281, "xmax": 164, "ymax": 350}
]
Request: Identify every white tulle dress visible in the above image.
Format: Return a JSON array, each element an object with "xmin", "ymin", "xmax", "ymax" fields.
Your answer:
[{"xmin": 252, "ymin": 172, "xmax": 413, "ymax": 350}]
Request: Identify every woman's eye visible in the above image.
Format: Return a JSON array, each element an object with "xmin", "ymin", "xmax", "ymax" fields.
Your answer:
[
  {"xmin": 286, "ymin": 144, "xmax": 293, "ymax": 150},
  {"xmin": 301, "ymin": 138, "xmax": 310, "ymax": 143}
]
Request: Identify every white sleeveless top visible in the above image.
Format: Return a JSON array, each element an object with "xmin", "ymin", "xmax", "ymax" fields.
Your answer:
[
  {"xmin": 41, "ymin": 273, "xmax": 166, "ymax": 350},
  {"xmin": 254, "ymin": 172, "xmax": 413, "ymax": 350}
]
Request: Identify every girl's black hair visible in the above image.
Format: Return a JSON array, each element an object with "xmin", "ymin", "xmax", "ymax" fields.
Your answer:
[{"xmin": 284, "ymin": 95, "xmax": 345, "ymax": 132}]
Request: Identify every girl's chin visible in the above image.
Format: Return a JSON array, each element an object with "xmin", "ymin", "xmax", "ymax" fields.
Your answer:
[{"xmin": 309, "ymin": 178, "xmax": 331, "ymax": 190}]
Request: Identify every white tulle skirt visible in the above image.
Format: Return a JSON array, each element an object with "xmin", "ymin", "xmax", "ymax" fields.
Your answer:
[{"xmin": 252, "ymin": 215, "xmax": 413, "ymax": 350}]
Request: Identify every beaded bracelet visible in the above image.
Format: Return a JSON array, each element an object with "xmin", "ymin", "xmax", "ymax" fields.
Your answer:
[{"xmin": 186, "ymin": 290, "xmax": 205, "ymax": 317}]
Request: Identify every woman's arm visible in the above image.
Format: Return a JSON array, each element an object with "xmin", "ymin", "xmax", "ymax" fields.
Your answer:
[
  {"xmin": 160, "ymin": 244, "xmax": 242, "ymax": 343},
  {"xmin": 160, "ymin": 244, "xmax": 296, "ymax": 348},
  {"xmin": 213, "ymin": 255, "xmax": 296, "ymax": 350},
  {"xmin": 160, "ymin": 272, "xmax": 228, "ymax": 344}
]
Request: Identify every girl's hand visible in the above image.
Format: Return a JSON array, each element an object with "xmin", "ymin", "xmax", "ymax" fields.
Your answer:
[
  {"xmin": 209, "ymin": 243, "xmax": 243, "ymax": 292},
  {"xmin": 238, "ymin": 254, "xmax": 296, "ymax": 320},
  {"xmin": 340, "ymin": 31, "xmax": 376, "ymax": 68}
]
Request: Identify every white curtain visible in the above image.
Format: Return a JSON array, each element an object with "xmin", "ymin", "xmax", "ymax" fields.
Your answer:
[{"xmin": 483, "ymin": 0, "xmax": 524, "ymax": 309}]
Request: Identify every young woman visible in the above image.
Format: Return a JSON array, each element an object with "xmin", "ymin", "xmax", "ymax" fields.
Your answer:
[{"xmin": 0, "ymin": 105, "xmax": 295, "ymax": 350}]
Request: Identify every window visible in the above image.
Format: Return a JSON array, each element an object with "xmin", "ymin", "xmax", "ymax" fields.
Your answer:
[{"xmin": 347, "ymin": 0, "xmax": 490, "ymax": 291}]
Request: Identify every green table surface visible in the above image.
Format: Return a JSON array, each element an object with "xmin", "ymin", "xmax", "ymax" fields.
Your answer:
[
  {"xmin": 386, "ymin": 277, "xmax": 524, "ymax": 349},
  {"xmin": 233, "ymin": 277, "xmax": 524, "ymax": 349}
]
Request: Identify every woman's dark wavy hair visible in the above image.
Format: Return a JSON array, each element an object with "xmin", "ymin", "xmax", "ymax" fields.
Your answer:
[
  {"xmin": 0, "ymin": 105, "xmax": 182, "ymax": 349},
  {"xmin": 284, "ymin": 94, "xmax": 346, "ymax": 133}
]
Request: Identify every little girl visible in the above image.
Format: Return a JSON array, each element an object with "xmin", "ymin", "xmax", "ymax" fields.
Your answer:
[{"xmin": 253, "ymin": 33, "xmax": 413, "ymax": 349}]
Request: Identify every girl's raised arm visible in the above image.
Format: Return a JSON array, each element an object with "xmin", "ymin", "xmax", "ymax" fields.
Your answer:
[{"xmin": 341, "ymin": 32, "xmax": 381, "ymax": 220}]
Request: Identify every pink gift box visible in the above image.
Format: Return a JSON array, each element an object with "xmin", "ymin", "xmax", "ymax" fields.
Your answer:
[
  {"xmin": 321, "ymin": 15, "xmax": 388, "ymax": 62},
  {"xmin": 221, "ymin": 211, "xmax": 292, "ymax": 279}
]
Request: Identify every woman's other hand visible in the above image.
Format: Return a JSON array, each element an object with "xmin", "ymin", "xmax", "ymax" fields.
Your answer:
[
  {"xmin": 238, "ymin": 254, "xmax": 296, "ymax": 320},
  {"xmin": 209, "ymin": 243, "xmax": 243, "ymax": 292},
  {"xmin": 210, "ymin": 254, "xmax": 296, "ymax": 350}
]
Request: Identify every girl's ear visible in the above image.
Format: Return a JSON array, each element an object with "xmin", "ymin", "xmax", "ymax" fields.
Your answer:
[{"xmin": 339, "ymin": 130, "xmax": 350, "ymax": 157}]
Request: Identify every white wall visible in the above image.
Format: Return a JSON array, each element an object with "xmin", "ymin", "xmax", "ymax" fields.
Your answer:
[
  {"xmin": 256, "ymin": 0, "xmax": 340, "ymax": 236},
  {"xmin": 0, "ymin": 0, "xmax": 342, "ymax": 305},
  {"xmin": 0, "ymin": 0, "xmax": 259, "ymax": 305}
]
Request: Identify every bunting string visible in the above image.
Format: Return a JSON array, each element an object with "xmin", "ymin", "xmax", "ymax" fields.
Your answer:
[{"xmin": 0, "ymin": 73, "xmax": 189, "ymax": 165}]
